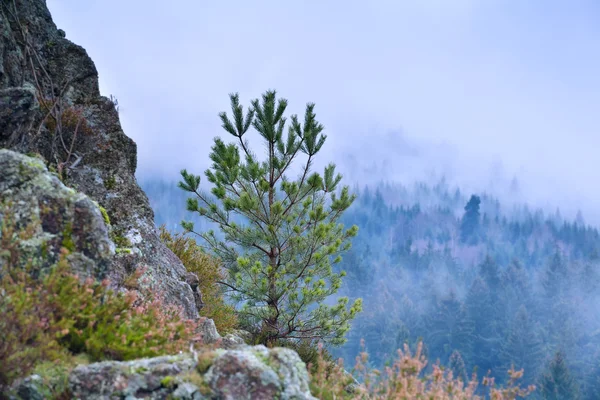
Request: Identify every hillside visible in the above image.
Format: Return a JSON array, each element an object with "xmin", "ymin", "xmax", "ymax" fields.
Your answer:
[{"xmin": 143, "ymin": 178, "xmax": 600, "ymax": 398}]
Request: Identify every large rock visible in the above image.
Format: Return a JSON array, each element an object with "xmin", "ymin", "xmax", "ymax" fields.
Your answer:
[
  {"xmin": 67, "ymin": 347, "xmax": 316, "ymax": 400},
  {"xmin": 0, "ymin": 0, "xmax": 201, "ymax": 318},
  {"xmin": 0, "ymin": 149, "xmax": 113, "ymax": 278}
]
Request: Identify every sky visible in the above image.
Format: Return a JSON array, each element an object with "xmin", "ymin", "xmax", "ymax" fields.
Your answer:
[{"xmin": 46, "ymin": 0, "xmax": 600, "ymax": 223}]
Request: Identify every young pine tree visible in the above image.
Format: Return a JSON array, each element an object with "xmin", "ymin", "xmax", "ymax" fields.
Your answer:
[{"xmin": 179, "ymin": 90, "xmax": 362, "ymax": 347}]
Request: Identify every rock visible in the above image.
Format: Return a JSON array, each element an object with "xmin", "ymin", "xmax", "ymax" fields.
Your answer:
[
  {"xmin": 0, "ymin": 0, "xmax": 201, "ymax": 318},
  {"xmin": 195, "ymin": 318, "xmax": 221, "ymax": 345},
  {"xmin": 68, "ymin": 354, "xmax": 197, "ymax": 400},
  {"xmin": 230, "ymin": 329, "xmax": 253, "ymax": 343},
  {"xmin": 0, "ymin": 149, "xmax": 114, "ymax": 278},
  {"xmin": 220, "ymin": 333, "xmax": 247, "ymax": 349},
  {"xmin": 171, "ymin": 383, "xmax": 204, "ymax": 399},
  {"xmin": 14, "ymin": 375, "xmax": 50, "ymax": 400},
  {"xmin": 67, "ymin": 347, "xmax": 315, "ymax": 400},
  {"xmin": 205, "ymin": 346, "xmax": 316, "ymax": 400},
  {"xmin": 185, "ymin": 271, "xmax": 205, "ymax": 311},
  {"xmin": 0, "ymin": 84, "xmax": 39, "ymax": 146}
]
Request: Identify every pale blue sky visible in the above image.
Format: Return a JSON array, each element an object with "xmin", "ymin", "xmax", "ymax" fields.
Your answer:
[{"xmin": 46, "ymin": 1, "xmax": 600, "ymax": 222}]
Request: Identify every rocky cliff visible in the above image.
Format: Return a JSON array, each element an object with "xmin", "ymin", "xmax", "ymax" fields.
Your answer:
[{"xmin": 0, "ymin": 0, "xmax": 201, "ymax": 318}]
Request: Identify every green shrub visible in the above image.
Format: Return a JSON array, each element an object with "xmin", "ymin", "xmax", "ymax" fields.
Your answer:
[
  {"xmin": 41, "ymin": 255, "xmax": 197, "ymax": 362},
  {"xmin": 0, "ymin": 269, "xmax": 65, "ymax": 388},
  {"xmin": 0, "ymin": 207, "xmax": 65, "ymax": 388}
]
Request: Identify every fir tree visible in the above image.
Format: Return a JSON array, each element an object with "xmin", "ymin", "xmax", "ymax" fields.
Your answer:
[
  {"xmin": 465, "ymin": 277, "xmax": 502, "ymax": 375},
  {"xmin": 538, "ymin": 351, "xmax": 580, "ymax": 400},
  {"xmin": 542, "ymin": 250, "xmax": 569, "ymax": 298},
  {"xmin": 425, "ymin": 290, "xmax": 473, "ymax": 363},
  {"xmin": 499, "ymin": 305, "xmax": 543, "ymax": 384},
  {"xmin": 479, "ymin": 255, "xmax": 501, "ymax": 293},
  {"xmin": 449, "ymin": 350, "xmax": 468, "ymax": 382},
  {"xmin": 179, "ymin": 91, "xmax": 362, "ymax": 346},
  {"xmin": 460, "ymin": 194, "xmax": 481, "ymax": 244}
]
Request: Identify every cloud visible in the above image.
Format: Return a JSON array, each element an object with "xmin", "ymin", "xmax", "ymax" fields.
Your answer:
[{"xmin": 46, "ymin": 0, "xmax": 600, "ymax": 223}]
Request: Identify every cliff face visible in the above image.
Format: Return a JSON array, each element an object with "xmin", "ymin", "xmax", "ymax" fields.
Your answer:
[{"xmin": 0, "ymin": 0, "xmax": 201, "ymax": 318}]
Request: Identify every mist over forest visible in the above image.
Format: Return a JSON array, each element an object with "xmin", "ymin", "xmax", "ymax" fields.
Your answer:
[{"xmin": 142, "ymin": 170, "xmax": 600, "ymax": 398}]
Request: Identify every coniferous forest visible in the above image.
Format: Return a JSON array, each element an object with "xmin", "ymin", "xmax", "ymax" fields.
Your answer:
[{"xmin": 143, "ymin": 177, "xmax": 600, "ymax": 400}]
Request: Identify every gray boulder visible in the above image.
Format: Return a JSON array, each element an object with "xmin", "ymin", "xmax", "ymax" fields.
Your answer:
[
  {"xmin": 67, "ymin": 347, "xmax": 316, "ymax": 400},
  {"xmin": 204, "ymin": 346, "xmax": 316, "ymax": 400},
  {"xmin": 195, "ymin": 318, "xmax": 221, "ymax": 345}
]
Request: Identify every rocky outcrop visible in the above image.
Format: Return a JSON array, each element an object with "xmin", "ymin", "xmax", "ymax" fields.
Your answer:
[
  {"xmin": 0, "ymin": 0, "xmax": 201, "ymax": 318},
  {"xmin": 65, "ymin": 346, "xmax": 315, "ymax": 400},
  {"xmin": 195, "ymin": 318, "xmax": 222, "ymax": 345},
  {"xmin": 0, "ymin": 149, "xmax": 113, "ymax": 278}
]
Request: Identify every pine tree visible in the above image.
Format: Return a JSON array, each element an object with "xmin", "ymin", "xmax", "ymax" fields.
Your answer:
[
  {"xmin": 542, "ymin": 250, "xmax": 569, "ymax": 298},
  {"xmin": 460, "ymin": 195, "xmax": 481, "ymax": 244},
  {"xmin": 425, "ymin": 290, "xmax": 473, "ymax": 363},
  {"xmin": 479, "ymin": 255, "xmax": 501, "ymax": 293},
  {"xmin": 499, "ymin": 305, "xmax": 544, "ymax": 385},
  {"xmin": 538, "ymin": 351, "xmax": 580, "ymax": 400},
  {"xmin": 449, "ymin": 350, "xmax": 468, "ymax": 382},
  {"xmin": 179, "ymin": 91, "xmax": 362, "ymax": 346},
  {"xmin": 465, "ymin": 277, "xmax": 502, "ymax": 375}
]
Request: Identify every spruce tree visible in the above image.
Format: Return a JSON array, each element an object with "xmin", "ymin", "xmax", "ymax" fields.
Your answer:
[
  {"xmin": 465, "ymin": 277, "xmax": 502, "ymax": 376},
  {"xmin": 460, "ymin": 195, "xmax": 481, "ymax": 244},
  {"xmin": 499, "ymin": 305, "xmax": 543, "ymax": 384},
  {"xmin": 542, "ymin": 250, "xmax": 569, "ymax": 298},
  {"xmin": 425, "ymin": 290, "xmax": 473, "ymax": 363},
  {"xmin": 179, "ymin": 90, "xmax": 362, "ymax": 346},
  {"xmin": 539, "ymin": 351, "xmax": 580, "ymax": 400},
  {"xmin": 479, "ymin": 255, "xmax": 501, "ymax": 293},
  {"xmin": 449, "ymin": 350, "xmax": 468, "ymax": 382}
]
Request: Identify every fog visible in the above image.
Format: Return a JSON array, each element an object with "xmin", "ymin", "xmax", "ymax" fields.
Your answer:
[{"xmin": 46, "ymin": 0, "xmax": 600, "ymax": 224}]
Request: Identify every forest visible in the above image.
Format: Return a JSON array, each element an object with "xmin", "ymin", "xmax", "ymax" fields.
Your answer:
[{"xmin": 143, "ymin": 177, "xmax": 600, "ymax": 400}]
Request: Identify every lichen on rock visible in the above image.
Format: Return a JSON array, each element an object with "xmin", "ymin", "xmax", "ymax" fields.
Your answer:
[{"xmin": 0, "ymin": 149, "xmax": 114, "ymax": 278}]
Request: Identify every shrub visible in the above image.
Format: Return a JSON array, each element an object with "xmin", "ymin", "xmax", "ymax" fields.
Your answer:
[
  {"xmin": 309, "ymin": 341, "xmax": 535, "ymax": 400},
  {"xmin": 159, "ymin": 226, "xmax": 238, "ymax": 333},
  {"xmin": 41, "ymin": 255, "xmax": 197, "ymax": 362},
  {"xmin": 0, "ymin": 268, "xmax": 64, "ymax": 388},
  {"xmin": 0, "ymin": 207, "xmax": 65, "ymax": 388},
  {"xmin": 0, "ymin": 208, "xmax": 198, "ymax": 390}
]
